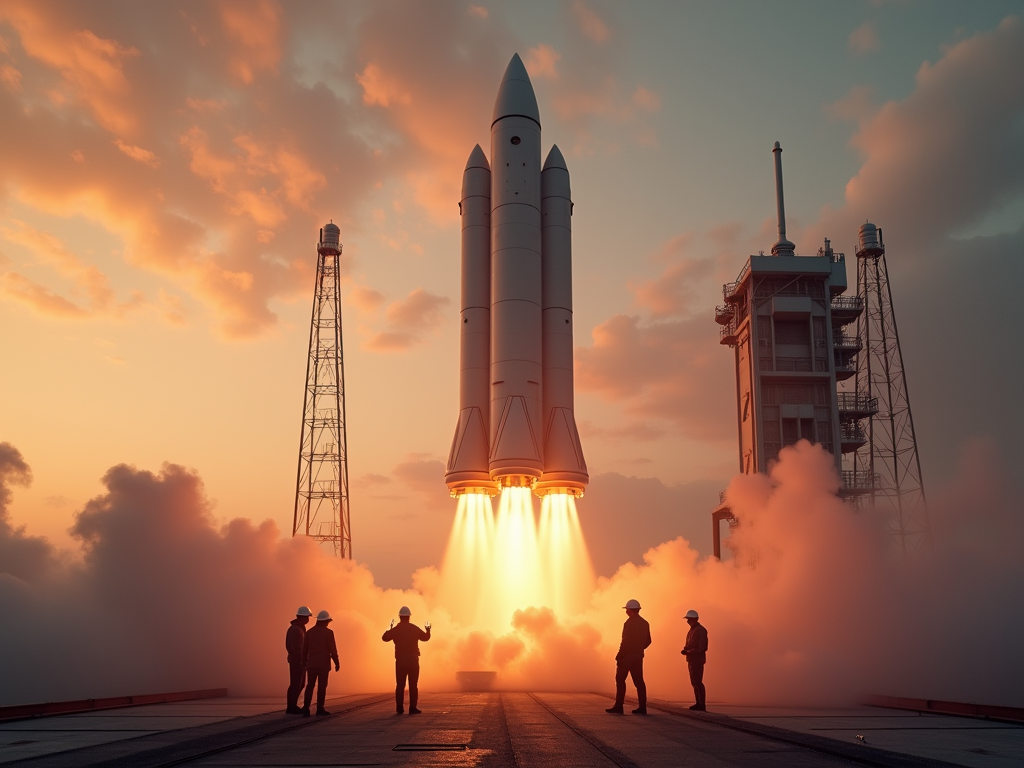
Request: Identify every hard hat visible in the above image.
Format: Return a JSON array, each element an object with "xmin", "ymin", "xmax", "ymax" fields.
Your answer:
[
  {"xmin": 685, "ymin": 609, "xmax": 699, "ymax": 619},
  {"xmin": 623, "ymin": 599, "xmax": 641, "ymax": 610},
  {"xmin": 296, "ymin": 606, "xmax": 313, "ymax": 617},
  {"xmin": 316, "ymin": 610, "xmax": 332, "ymax": 622},
  {"xmin": 398, "ymin": 606, "xmax": 412, "ymax": 617}
]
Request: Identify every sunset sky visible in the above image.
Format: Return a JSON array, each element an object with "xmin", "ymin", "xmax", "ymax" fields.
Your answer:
[{"xmin": 1, "ymin": 1, "xmax": 1022, "ymax": 588}]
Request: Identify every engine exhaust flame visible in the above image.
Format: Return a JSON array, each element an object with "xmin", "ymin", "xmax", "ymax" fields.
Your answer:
[{"xmin": 439, "ymin": 488, "xmax": 594, "ymax": 633}]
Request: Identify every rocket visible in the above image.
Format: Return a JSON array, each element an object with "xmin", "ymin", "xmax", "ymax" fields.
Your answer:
[{"xmin": 445, "ymin": 53, "xmax": 588, "ymax": 498}]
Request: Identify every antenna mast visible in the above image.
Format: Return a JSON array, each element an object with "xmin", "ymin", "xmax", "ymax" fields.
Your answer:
[
  {"xmin": 293, "ymin": 222, "xmax": 352, "ymax": 558},
  {"xmin": 850, "ymin": 223, "xmax": 929, "ymax": 553}
]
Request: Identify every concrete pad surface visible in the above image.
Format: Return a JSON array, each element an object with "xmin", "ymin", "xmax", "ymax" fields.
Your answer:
[{"xmin": 1, "ymin": 693, "xmax": 1020, "ymax": 767}]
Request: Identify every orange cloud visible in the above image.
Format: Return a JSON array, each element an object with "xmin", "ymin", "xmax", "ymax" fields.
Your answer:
[
  {"xmin": 219, "ymin": 0, "xmax": 282, "ymax": 84},
  {"xmin": 848, "ymin": 20, "xmax": 880, "ymax": 55},
  {"xmin": 572, "ymin": 1, "xmax": 610, "ymax": 43},
  {"xmin": 113, "ymin": 138, "xmax": 160, "ymax": 168},
  {"xmin": 0, "ymin": 2, "xmax": 141, "ymax": 134},
  {"xmin": 825, "ymin": 84, "xmax": 877, "ymax": 126},
  {"xmin": 576, "ymin": 312, "xmax": 733, "ymax": 440},
  {"xmin": 0, "ymin": 220, "xmax": 145, "ymax": 320},
  {"xmin": 0, "ymin": 64, "xmax": 23, "ymax": 92},
  {"xmin": 347, "ymin": 284, "xmax": 386, "ymax": 315},
  {"xmin": 525, "ymin": 44, "xmax": 561, "ymax": 80},
  {"xmin": 356, "ymin": 62, "xmax": 413, "ymax": 107},
  {"xmin": 365, "ymin": 287, "xmax": 450, "ymax": 352}
]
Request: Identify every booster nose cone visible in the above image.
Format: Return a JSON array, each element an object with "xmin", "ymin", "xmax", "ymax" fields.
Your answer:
[
  {"xmin": 542, "ymin": 144, "xmax": 567, "ymax": 171},
  {"xmin": 465, "ymin": 143, "xmax": 490, "ymax": 172},
  {"xmin": 492, "ymin": 53, "xmax": 540, "ymax": 127}
]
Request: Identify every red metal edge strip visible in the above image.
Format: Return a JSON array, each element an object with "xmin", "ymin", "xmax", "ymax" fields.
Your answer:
[
  {"xmin": 0, "ymin": 688, "xmax": 228, "ymax": 722},
  {"xmin": 862, "ymin": 694, "xmax": 1024, "ymax": 725}
]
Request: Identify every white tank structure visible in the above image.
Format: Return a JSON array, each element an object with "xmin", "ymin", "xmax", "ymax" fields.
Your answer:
[
  {"xmin": 444, "ymin": 53, "xmax": 589, "ymax": 498},
  {"xmin": 534, "ymin": 144, "xmax": 588, "ymax": 495},
  {"xmin": 445, "ymin": 145, "xmax": 495, "ymax": 496}
]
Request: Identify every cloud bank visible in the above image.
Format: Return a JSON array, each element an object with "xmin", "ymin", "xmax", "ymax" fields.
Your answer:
[{"xmin": 1, "ymin": 439, "xmax": 1021, "ymax": 708}]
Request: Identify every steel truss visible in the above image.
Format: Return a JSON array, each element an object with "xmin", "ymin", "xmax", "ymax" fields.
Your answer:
[
  {"xmin": 293, "ymin": 235, "xmax": 351, "ymax": 558},
  {"xmin": 851, "ymin": 233, "xmax": 929, "ymax": 553}
]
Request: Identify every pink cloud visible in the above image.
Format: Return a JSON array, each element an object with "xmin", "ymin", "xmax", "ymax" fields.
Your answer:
[
  {"xmin": 0, "ymin": 220, "xmax": 145, "ymax": 319},
  {"xmin": 525, "ymin": 44, "xmax": 561, "ymax": 80},
  {"xmin": 113, "ymin": 138, "xmax": 159, "ymax": 168},
  {"xmin": 356, "ymin": 62, "xmax": 413, "ymax": 107},
  {"xmin": 0, "ymin": 1, "xmax": 141, "ymax": 134},
  {"xmin": 848, "ymin": 21, "xmax": 880, "ymax": 55},
  {"xmin": 571, "ymin": 1, "xmax": 610, "ymax": 43},
  {"xmin": 365, "ymin": 287, "xmax": 450, "ymax": 352},
  {"xmin": 576, "ymin": 312, "xmax": 734, "ymax": 440},
  {"xmin": 218, "ymin": 0, "xmax": 282, "ymax": 85}
]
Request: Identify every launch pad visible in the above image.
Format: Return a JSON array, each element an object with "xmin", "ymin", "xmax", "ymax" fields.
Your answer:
[{"xmin": 3, "ymin": 692, "xmax": 1020, "ymax": 767}]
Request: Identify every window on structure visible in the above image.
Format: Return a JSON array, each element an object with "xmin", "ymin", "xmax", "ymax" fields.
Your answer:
[
  {"xmin": 782, "ymin": 418, "xmax": 799, "ymax": 447},
  {"xmin": 774, "ymin": 319, "xmax": 811, "ymax": 372},
  {"xmin": 800, "ymin": 418, "xmax": 815, "ymax": 442}
]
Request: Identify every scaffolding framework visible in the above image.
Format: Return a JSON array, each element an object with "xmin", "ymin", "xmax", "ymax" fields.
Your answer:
[
  {"xmin": 293, "ymin": 228, "xmax": 351, "ymax": 558},
  {"xmin": 849, "ymin": 227, "xmax": 929, "ymax": 553}
]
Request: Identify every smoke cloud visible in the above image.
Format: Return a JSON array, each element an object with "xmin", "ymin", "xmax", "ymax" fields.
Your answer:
[{"xmin": 1, "ymin": 439, "xmax": 1021, "ymax": 707}]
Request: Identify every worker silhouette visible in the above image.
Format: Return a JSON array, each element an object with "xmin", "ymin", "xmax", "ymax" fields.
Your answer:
[
  {"xmin": 606, "ymin": 598, "xmax": 651, "ymax": 715},
  {"xmin": 285, "ymin": 606, "xmax": 312, "ymax": 714},
  {"xmin": 301, "ymin": 610, "xmax": 340, "ymax": 716},
  {"xmin": 381, "ymin": 606, "xmax": 431, "ymax": 714},
  {"xmin": 680, "ymin": 609, "xmax": 708, "ymax": 711}
]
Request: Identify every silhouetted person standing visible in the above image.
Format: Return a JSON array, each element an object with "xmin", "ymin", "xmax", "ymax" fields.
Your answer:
[
  {"xmin": 680, "ymin": 609, "xmax": 708, "ymax": 711},
  {"xmin": 381, "ymin": 606, "xmax": 430, "ymax": 714},
  {"xmin": 606, "ymin": 599, "xmax": 651, "ymax": 715},
  {"xmin": 302, "ymin": 610, "xmax": 340, "ymax": 716},
  {"xmin": 285, "ymin": 606, "xmax": 312, "ymax": 714}
]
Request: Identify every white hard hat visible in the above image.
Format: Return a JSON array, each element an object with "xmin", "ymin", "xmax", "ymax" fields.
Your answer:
[
  {"xmin": 623, "ymin": 599, "xmax": 641, "ymax": 610},
  {"xmin": 398, "ymin": 606, "xmax": 412, "ymax": 617},
  {"xmin": 296, "ymin": 606, "xmax": 313, "ymax": 617},
  {"xmin": 316, "ymin": 610, "xmax": 332, "ymax": 622},
  {"xmin": 685, "ymin": 609, "xmax": 699, "ymax": 619}
]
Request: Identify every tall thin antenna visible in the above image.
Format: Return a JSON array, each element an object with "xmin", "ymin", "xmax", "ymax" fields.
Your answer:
[
  {"xmin": 293, "ymin": 222, "xmax": 351, "ymax": 558},
  {"xmin": 770, "ymin": 141, "xmax": 796, "ymax": 256},
  {"xmin": 851, "ymin": 222, "xmax": 929, "ymax": 553}
]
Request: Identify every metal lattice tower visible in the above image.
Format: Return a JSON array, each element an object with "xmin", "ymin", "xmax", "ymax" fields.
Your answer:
[
  {"xmin": 293, "ymin": 222, "xmax": 351, "ymax": 558},
  {"xmin": 850, "ymin": 222, "xmax": 929, "ymax": 553}
]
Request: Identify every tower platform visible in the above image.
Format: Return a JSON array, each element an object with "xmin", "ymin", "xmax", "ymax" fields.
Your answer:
[{"xmin": 2, "ymin": 692, "xmax": 1021, "ymax": 767}]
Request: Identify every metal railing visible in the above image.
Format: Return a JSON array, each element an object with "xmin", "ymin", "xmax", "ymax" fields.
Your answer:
[
  {"xmin": 831, "ymin": 296, "xmax": 863, "ymax": 312},
  {"xmin": 774, "ymin": 356, "xmax": 813, "ymax": 372},
  {"xmin": 840, "ymin": 423, "xmax": 867, "ymax": 443},
  {"xmin": 841, "ymin": 469, "xmax": 877, "ymax": 491},
  {"xmin": 837, "ymin": 392, "xmax": 878, "ymax": 414},
  {"xmin": 833, "ymin": 332, "xmax": 862, "ymax": 349},
  {"xmin": 715, "ymin": 305, "xmax": 734, "ymax": 325}
]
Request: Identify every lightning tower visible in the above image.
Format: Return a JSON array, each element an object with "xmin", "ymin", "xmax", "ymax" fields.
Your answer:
[
  {"xmin": 293, "ymin": 222, "xmax": 352, "ymax": 558},
  {"xmin": 846, "ymin": 223, "xmax": 929, "ymax": 553}
]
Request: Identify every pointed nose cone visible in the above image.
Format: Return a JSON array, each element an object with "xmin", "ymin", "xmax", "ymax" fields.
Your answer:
[
  {"xmin": 465, "ymin": 143, "xmax": 490, "ymax": 171},
  {"xmin": 543, "ymin": 144, "xmax": 567, "ymax": 171},
  {"xmin": 492, "ymin": 53, "xmax": 540, "ymax": 127}
]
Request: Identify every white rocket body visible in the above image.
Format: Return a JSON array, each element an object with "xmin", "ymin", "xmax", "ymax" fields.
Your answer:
[
  {"xmin": 444, "ymin": 146, "xmax": 493, "ymax": 495},
  {"xmin": 445, "ymin": 53, "xmax": 587, "ymax": 498}
]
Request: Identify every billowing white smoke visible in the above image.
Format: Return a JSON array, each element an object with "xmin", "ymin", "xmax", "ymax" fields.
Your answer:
[{"xmin": 0, "ymin": 438, "xmax": 1020, "ymax": 707}]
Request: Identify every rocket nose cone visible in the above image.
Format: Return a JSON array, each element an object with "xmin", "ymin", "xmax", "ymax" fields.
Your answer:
[
  {"xmin": 542, "ymin": 144, "xmax": 567, "ymax": 171},
  {"xmin": 465, "ymin": 144, "xmax": 490, "ymax": 171},
  {"xmin": 492, "ymin": 53, "xmax": 540, "ymax": 127}
]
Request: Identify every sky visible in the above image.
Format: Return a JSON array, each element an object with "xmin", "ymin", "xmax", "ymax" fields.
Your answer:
[{"xmin": 1, "ymin": 0, "xmax": 1022, "ymax": 590}]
